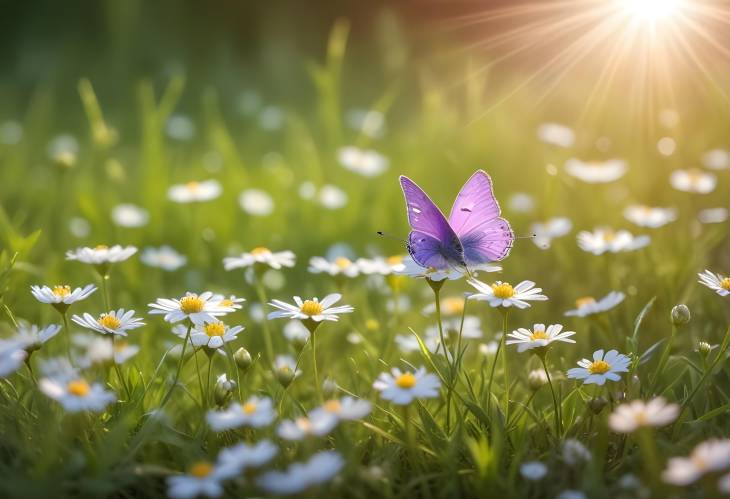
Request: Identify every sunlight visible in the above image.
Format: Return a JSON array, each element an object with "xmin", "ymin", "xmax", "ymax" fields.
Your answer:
[{"xmin": 616, "ymin": 0, "xmax": 685, "ymax": 22}]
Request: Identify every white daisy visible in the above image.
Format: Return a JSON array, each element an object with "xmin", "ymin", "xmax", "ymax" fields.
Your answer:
[
  {"xmin": 308, "ymin": 256, "xmax": 360, "ymax": 278},
  {"xmin": 527, "ymin": 369, "xmax": 549, "ymax": 390},
  {"xmin": 702, "ymin": 148, "xmax": 730, "ymax": 170},
  {"xmin": 223, "ymin": 247, "xmax": 295, "ymax": 271},
  {"xmin": 467, "ymin": 278, "xmax": 548, "ymax": 309},
  {"xmin": 699, "ymin": 208, "xmax": 728, "ymax": 224},
  {"xmin": 609, "ymin": 397, "xmax": 680, "ymax": 433},
  {"xmin": 623, "ymin": 205, "xmax": 677, "ymax": 228},
  {"xmin": 567, "ymin": 349, "xmax": 631, "ymax": 386},
  {"xmin": 206, "ymin": 396, "xmax": 276, "ymax": 431},
  {"xmin": 274, "ymin": 354, "xmax": 302, "ymax": 378},
  {"xmin": 310, "ymin": 396, "xmax": 372, "ymax": 422},
  {"xmin": 577, "ymin": 227, "xmax": 650, "ymax": 255},
  {"xmin": 73, "ymin": 335, "xmax": 140, "ymax": 367},
  {"xmin": 282, "ymin": 320, "xmax": 310, "ymax": 345},
  {"xmin": 537, "ymin": 122, "xmax": 575, "ymax": 148},
  {"xmin": 670, "ymin": 168, "xmax": 717, "ymax": 194},
  {"xmin": 111, "ymin": 204, "xmax": 149, "ymax": 228},
  {"xmin": 267, "ymin": 294, "xmax": 354, "ymax": 323},
  {"xmin": 531, "ymin": 217, "xmax": 572, "ymax": 249},
  {"xmin": 373, "ymin": 367, "xmax": 441, "ymax": 405},
  {"xmin": 662, "ymin": 439, "xmax": 730, "ymax": 486},
  {"xmin": 216, "ymin": 440, "xmax": 278, "ymax": 477},
  {"xmin": 140, "ymin": 246, "xmax": 187, "ymax": 271},
  {"xmin": 238, "ymin": 188, "xmax": 274, "ymax": 216},
  {"xmin": 71, "ymin": 309, "xmax": 145, "ymax": 336},
  {"xmin": 168, "ymin": 180, "xmax": 222, "ymax": 203},
  {"xmin": 257, "ymin": 451, "xmax": 344, "ymax": 495},
  {"xmin": 14, "ymin": 323, "xmax": 61, "ymax": 351},
  {"xmin": 0, "ymin": 339, "xmax": 29, "ymax": 378},
  {"xmin": 148, "ymin": 292, "xmax": 235, "ymax": 326},
  {"xmin": 167, "ymin": 461, "xmax": 227, "ymax": 499},
  {"xmin": 30, "ymin": 284, "xmax": 97, "ymax": 312},
  {"xmin": 318, "ymin": 184, "xmax": 349, "ymax": 210},
  {"xmin": 399, "ymin": 256, "xmax": 500, "ymax": 282},
  {"xmin": 520, "ymin": 461, "xmax": 548, "ymax": 481},
  {"xmin": 66, "ymin": 245, "xmax": 137, "ymax": 265},
  {"xmin": 562, "ymin": 439, "xmax": 592, "ymax": 465},
  {"xmin": 337, "ymin": 146, "xmax": 389, "ymax": 177},
  {"xmin": 211, "ymin": 294, "xmax": 246, "ymax": 310},
  {"xmin": 564, "ymin": 292, "xmax": 625, "ymax": 317},
  {"xmin": 698, "ymin": 269, "xmax": 730, "ymax": 297},
  {"xmin": 565, "ymin": 158, "xmax": 627, "ymax": 183},
  {"xmin": 39, "ymin": 375, "xmax": 116, "ymax": 412},
  {"xmin": 277, "ymin": 413, "xmax": 339, "ymax": 441},
  {"xmin": 357, "ymin": 255, "xmax": 407, "ymax": 275},
  {"xmin": 556, "ymin": 490, "xmax": 587, "ymax": 499},
  {"xmin": 506, "ymin": 323, "xmax": 576, "ymax": 353},
  {"xmin": 189, "ymin": 321, "xmax": 244, "ymax": 349}
]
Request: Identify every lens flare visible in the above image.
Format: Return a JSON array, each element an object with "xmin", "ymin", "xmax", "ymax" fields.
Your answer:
[{"xmin": 617, "ymin": 0, "xmax": 684, "ymax": 22}]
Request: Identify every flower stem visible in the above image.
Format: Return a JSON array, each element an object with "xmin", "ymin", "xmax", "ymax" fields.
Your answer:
[
  {"xmin": 311, "ymin": 330, "xmax": 322, "ymax": 402},
  {"xmin": 111, "ymin": 335, "xmax": 131, "ymax": 400},
  {"xmin": 61, "ymin": 312, "xmax": 73, "ymax": 362},
  {"xmin": 160, "ymin": 322, "xmax": 192, "ymax": 407},
  {"xmin": 501, "ymin": 309, "xmax": 510, "ymax": 420},
  {"xmin": 540, "ymin": 355, "xmax": 561, "ymax": 437},
  {"xmin": 254, "ymin": 277, "xmax": 275, "ymax": 365},
  {"xmin": 652, "ymin": 324, "xmax": 677, "ymax": 393},
  {"xmin": 100, "ymin": 274, "xmax": 111, "ymax": 311}
]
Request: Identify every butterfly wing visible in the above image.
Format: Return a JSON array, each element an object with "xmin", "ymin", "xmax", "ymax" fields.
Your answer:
[
  {"xmin": 400, "ymin": 176, "xmax": 464, "ymax": 269},
  {"xmin": 448, "ymin": 170, "xmax": 514, "ymax": 264}
]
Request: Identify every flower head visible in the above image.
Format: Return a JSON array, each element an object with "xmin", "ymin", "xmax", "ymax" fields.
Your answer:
[
  {"xmin": 168, "ymin": 180, "xmax": 222, "ymax": 203},
  {"xmin": 373, "ymin": 367, "xmax": 441, "ymax": 405},
  {"xmin": 358, "ymin": 255, "xmax": 408, "ymax": 275},
  {"xmin": 537, "ymin": 122, "xmax": 575, "ymax": 148},
  {"xmin": 140, "ymin": 246, "xmax": 187, "ymax": 271},
  {"xmin": 223, "ymin": 247, "xmax": 295, "ymax": 271},
  {"xmin": 206, "ymin": 396, "xmax": 276, "ymax": 431},
  {"xmin": 467, "ymin": 278, "xmax": 547, "ymax": 309},
  {"xmin": 190, "ymin": 321, "xmax": 244, "ymax": 349},
  {"xmin": 506, "ymin": 323, "xmax": 576, "ymax": 353},
  {"xmin": 267, "ymin": 293, "xmax": 354, "ymax": 324},
  {"xmin": 338, "ymin": 146, "xmax": 389, "ymax": 177},
  {"xmin": 111, "ymin": 204, "xmax": 149, "ymax": 228},
  {"xmin": 662, "ymin": 439, "xmax": 730, "ymax": 486},
  {"xmin": 309, "ymin": 256, "xmax": 360, "ymax": 278},
  {"xmin": 520, "ymin": 461, "xmax": 548, "ymax": 481},
  {"xmin": 310, "ymin": 396, "xmax": 372, "ymax": 422},
  {"xmin": 31, "ymin": 284, "xmax": 97, "ymax": 313},
  {"xmin": 66, "ymin": 245, "xmax": 137, "ymax": 265},
  {"xmin": 257, "ymin": 451, "xmax": 344, "ymax": 495},
  {"xmin": 39, "ymin": 374, "xmax": 116, "ymax": 412},
  {"xmin": 564, "ymin": 292, "xmax": 625, "ymax": 317},
  {"xmin": 565, "ymin": 158, "xmax": 627, "ymax": 183},
  {"xmin": 167, "ymin": 460, "xmax": 227, "ymax": 499},
  {"xmin": 531, "ymin": 217, "xmax": 572, "ymax": 249},
  {"xmin": 72, "ymin": 309, "xmax": 145, "ymax": 336},
  {"xmin": 670, "ymin": 168, "xmax": 716, "ymax": 194},
  {"xmin": 623, "ymin": 205, "xmax": 677, "ymax": 229},
  {"xmin": 567, "ymin": 349, "xmax": 631, "ymax": 385},
  {"xmin": 277, "ymin": 413, "xmax": 339, "ymax": 441},
  {"xmin": 698, "ymin": 269, "xmax": 730, "ymax": 297},
  {"xmin": 0, "ymin": 339, "xmax": 29, "ymax": 378},
  {"xmin": 577, "ymin": 228, "xmax": 649, "ymax": 255},
  {"xmin": 14, "ymin": 323, "xmax": 61, "ymax": 352},
  {"xmin": 149, "ymin": 292, "xmax": 234, "ymax": 326},
  {"xmin": 609, "ymin": 397, "xmax": 679, "ymax": 433},
  {"xmin": 399, "ymin": 256, "xmax": 500, "ymax": 282}
]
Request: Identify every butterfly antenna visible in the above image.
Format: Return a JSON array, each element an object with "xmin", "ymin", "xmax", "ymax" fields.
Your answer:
[{"xmin": 377, "ymin": 231, "xmax": 409, "ymax": 246}]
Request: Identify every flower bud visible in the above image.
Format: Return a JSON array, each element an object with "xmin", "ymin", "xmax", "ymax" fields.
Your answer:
[
  {"xmin": 233, "ymin": 347, "xmax": 252, "ymax": 371},
  {"xmin": 588, "ymin": 396, "xmax": 608, "ymax": 415},
  {"xmin": 275, "ymin": 366, "xmax": 295, "ymax": 388},
  {"xmin": 214, "ymin": 374, "xmax": 236, "ymax": 406},
  {"xmin": 698, "ymin": 341, "xmax": 712, "ymax": 357},
  {"xmin": 527, "ymin": 369, "xmax": 548, "ymax": 391},
  {"xmin": 322, "ymin": 377, "xmax": 338, "ymax": 397},
  {"xmin": 671, "ymin": 304, "xmax": 690, "ymax": 326}
]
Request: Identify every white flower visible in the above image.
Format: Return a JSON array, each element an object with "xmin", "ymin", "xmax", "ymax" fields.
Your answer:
[
  {"xmin": 39, "ymin": 375, "xmax": 116, "ymax": 412},
  {"xmin": 167, "ymin": 461, "xmax": 227, "ymax": 499},
  {"xmin": 577, "ymin": 227, "xmax": 649, "ymax": 255},
  {"xmin": 211, "ymin": 294, "xmax": 246, "ymax": 310},
  {"xmin": 0, "ymin": 339, "xmax": 28, "ymax": 378},
  {"xmin": 399, "ymin": 256, "xmax": 500, "ymax": 282},
  {"xmin": 467, "ymin": 278, "xmax": 548, "ymax": 309},
  {"xmin": 238, "ymin": 189, "xmax": 274, "ymax": 216},
  {"xmin": 14, "ymin": 323, "xmax": 61, "ymax": 350},
  {"xmin": 73, "ymin": 335, "xmax": 139, "ymax": 367},
  {"xmin": 111, "ymin": 204, "xmax": 149, "ymax": 228},
  {"xmin": 699, "ymin": 208, "xmax": 728, "ymax": 224},
  {"xmin": 609, "ymin": 397, "xmax": 679, "ymax": 433},
  {"xmin": 508, "ymin": 192, "xmax": 535, "ymax": 213},
  {"xmin": 702, "ymin": 148, "xmax": 730, "ymax": 170},
  {"xmin": 373, "ymin": 367, "xmax": 441, "ymax": 405},
  {"xmin": 299, "ymin": 181, "xmax": 317, "ymax": 200},
  {"xmin": 426, "ymin": 316, "xmax": 483, "ymax": 341},
  {"xmin": 537, "ymin": 122, "xmax": 575, "ymax": 148},
  {"xmin": 565, "ymin": 158, "xmax": 627, "ymax": 183},
  {"xmin": 168, "ymin": 180, "xmax": 222, "ymax": 203},
  {"xmin": 479, "ymin": 341, "xmax": 499, "ymax": 356},
  {"xmin": 274, "ymin": 354, "xmax": 302, "ymax": 378},
  {"xmin": 66, "ymin": 245, "xmax": 137, "ymax": 265},
  {"xmin": 623, "ymin": 205, "xmax": 677, "ymax": 228},
  {"xmin": 337, "ymin": 146, "xmax": 389, "ymax": 177},
  {"xmin": 31, "ymin": 284, "xmax": 97, "ymax": 308},
  {"xmin": 564, "ymin": 292, "xmax": 625, "ymax": 317},
  {"xmin": 520, "ymin": 461, "xmax": 548, "ymax": 481},
  {"xmin": 71, "ymin": 309, "xmax": 145, "ymax": 336},
  {"xmin": 506, "ymin": 323, "xmax": 576, "ymax": 353},
  {"xmin": 670, "ymin": 168, "xmax": 717, "ymax": 194},
  {"xmin": 310, "ymin": 396, "xmax": 372, "ymax": 422},
  {"xmin": 277, "ymin": 413, "xmax": 339, "ymax": 440},
  {"xmin": 69, "ymin": 217, "xmax": 91, "ymax": 238},
  {"xmin": 318, "ymin": 184, "xmax": 348, "ymax": 209},
  {"xmin": 357, "ymin": 255, "xmax": 408, "ymax": 275},
  {"xmin": 283, "ymin": 321, "xmax": 310, "ymax": 344},
  {"xmin": 662, "ymin": 439, "xmax": 730, "ymax": 486},
  {"xmin": 165, "ymin": 114, "xmax": 196, "ymax": 141},
  {"xmin": 268, "ymin": 294, "xmax": 354, "ymax": 322},
  {"xmin": 531, "ymin": 217, "xmax": 572, "ymax": 249},
  {"xmin": 206, "ymin": 396, "xmax": 276, "ymax": 431},
  {"xmin": 148, "ymin": 292, "xmax": 234, "ymax": 326},
  {"xmin": 308, "ymin": 256, "xmax": 360, "ymax": 277},
  {"xmin": 216, "ymin": 440, "xmax": 278, "ymax": 477},
  {"xmin": 567, "ymin": 349, "xmax": 630, "ymax": 385},
  {"xmin": 562, "ymin": 439, "xmax": 592, "ymax": 465},
  {"xmin": 140, "ymin": 246, "xmax": 187, "ymax": 271},
  {"xmin": 189, "ymin": 321, "xmax": 244, "ymax": 349},
  {"xmin": 223, "ymin": 247, "xmax": 295, "ymax": 271},
  {"xmin": 257, "ymin": 451, "xmax": 344, "ymax": 495},
  {"xmin": 698, "ymin": 269, "xmax": 730, "ymax": 297}
]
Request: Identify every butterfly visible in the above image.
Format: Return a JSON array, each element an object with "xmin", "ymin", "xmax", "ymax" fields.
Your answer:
[{"xmin": 399, "ymin": 170, "xmax": 514, "ymax": 271}]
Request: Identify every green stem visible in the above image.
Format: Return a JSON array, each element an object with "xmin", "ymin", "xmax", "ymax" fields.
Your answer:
[
  {"xmin": 652, "ymin": 324, "xmax": 677, "ymax": 393},
  {"xmin": 100, "ymin": 274, "xmax": 111, "ymax": 311},
  {"xmin": 540, "ymin": 355, "xmax": 561, "ymax": 437},
  {"xmin": 501, "ymin": 309, "xmax": 510, "ymax": 420},
  {"xmin": 486, "ymin": 328, "xmax": 504, "ymax": 415},
  {"xmin": 160, "ymin": 322, "xmax": 192, "ymax": 407},
  {"xmin": 254, "ymin": 277, "xmax": 275, "ymax": 365},
  {"xmin": 61, "ymin": 312, "xmax": 73, "ymax": 362},
  {"xmin": 637, "ymin": 428, "xmax": 662, "ymax": 489},
  {"xmin": 206, "ymin": 355, "xmax": 213, "ymax": 409},
  {"xmin": 311, "ymin": 330, "xmax": 322, "ymax": 402},
  {"xmin": 111, "ymin": 335, "xmax": 131, "ymax": 399}
]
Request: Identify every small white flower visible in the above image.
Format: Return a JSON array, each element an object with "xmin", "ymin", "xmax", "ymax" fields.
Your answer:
[
  {"xmin": 140, "ymin": 246, "xmax": 187, "ymax": 271},
  {"xmin": 167, "ymin": 461, "xmax": 227, "ymax": 499},
  {"xmin": 39, "ymin": 375, "xmax": 116, "ymax": 412},
  {"xmin": 69, "ymin": 217, "xmax": 91, "ymax": 238},
  {"xmin": 30, "ymin": 284, "xmax": 97, "ymax": 309},
  {"xmin": 670, "ymin": 168, "xmax": 717, "ymax": 194},
  {"xmin": 698, "ymin": 208, "xmax": 728, "ymax": 224},
  {"xmin": 318, "ymin": 184, "xmax": 348, "ymax": 210},
  {"xmin": 623, "ymin": 205, "xmax": 677, "ymax": 228},
  {"xmin": 274, "ymin": 354, "xmax": 302, "ymax": 378},
  {"xmin": 283, "ymin": 321, "xmax": 310, "ymax": 344},
  {"xmin": 337, "ymin": 146, "xmax": 389, "ymax": 177},
  {"xmin": 0, "ymin": 339, "xmax": 29, "ymax": 378},
  {"xmin": 698, "ymin": 269, "xmax": 730, "ymax": 297},
  {"xmin": 111, "ymin": 204, "xmax": 149, "ymax": 228},
  {"xmin": 206, "ymin": 396, "xmax": 276, "ymax": 431},
  {"xmin": 520, "ymin": 461, "xmax": 548, "ymax": 481},
  {"xmin": 531, "ymin": 217, "xmax": 572, "ymax": 249},
  {"xmin": 373, "ymin": 367, "xmax": 441, "ymax": 405},
  {"xmin": 565, "ymin": 158, "xmax": 627, "ymax": 183},
  {"xmin": 467, "ymin": 278, "xmax": 548, "ymax": 309},
  {"xmin": 211, "ymin": 294, "xmax": 245, "ymax": 310},
  {"xmin": 189, "ymin": 321, "xmax": 244, "ymax": 349},
  {"xmin": 662, "ymin": 439, "xmax": 730, "ymax": 486},
  {"xmin": 310, "ymin": 396, "xmax": 372, "ymax": 422},
  {"xmin": 577, "ymin": 227, "xmax": 649, "ymax": 255},
  {"xmin": 399, "ymin": 256, "xmax": 500, "ymax": 282},
  {"xmin": 14, "ymin": 323, "xmax": 61, "ymax": 350},
  {"xmin": 73, "ymin": 334, "xmax": 139, "ymax": 367},
  {"xmin": 479, "ymin": 341, "xmax": 499, "ymax": 356},
  {"xmin": 357, "ymin": 255, "xmax": 408, "ymax": 275},
  {"xmin": 299, "ymin": 181, "xmax": 317, "ymax": 200},
  {"xmin": 702, "ymin": 148, "xmax": 730, "ymax": 170},
  {"xmin": 567, "ymin": 349, "xmax": 630, "ymax": 386},
  {"xmin": 148, "ymin": 292, "xmax": 235, "ymax": 326},
  {"xmin": 268, "ymin": 294, "xmax": 354, "ymax": 323},
  {"xmin": 609, "ymin": 397, "xmax": 679, "ymax": 433},
  {"xmin": 562, "ymin": 439, "xmax": 592, "ymax": 465},
  {"xmin": 537, "ymin": 122, "xmax": 575, "ymax": 148},
  {"xmin": 257, "ymin": 451, "xmax": 344, "ymax": 495},
  {"xmin": 216, "ymin": 440, "xmax": 278, "ymax": 477},
  {"xmin": 309, "ymin": 256, "xmax": 360, "ymax": 277},
  {"xmin": 168, "ymin": 180, "xmax": 222, "ymax": 203},
  {"xmin": 165, "ymin": 114, "xmax": 196, "ymax": 141},
  {"xmin": 426, "ymin": 316, "xmax": 483, "ymax": 341},
  {"xmin": 506, "ymin": 323, "xmax": 576, "ymax": 353},
  {"xmin": 277, "ymin": 413, "xmax": 339, "ymax": 440},
  {"xmin": 223, "ymin": 247, "xmax": 295, "ymax": 271},
  {"xmin": 66, "ymin": 245, "xmax": 137, "ymax": 265},
  {"xmin": 238, "ymin": 188, "xmax": 274, "ymax": 216},
  {"xmin": 508, "ymin": 192, "xmax": 535, "ymax": 213},
  {"xmin": 71, "ymin": 309, "xmax": 145, "ymax": 336},
  {"xmin": 564, "ymin": 292, "xmax": 625, "ymax": 317}
]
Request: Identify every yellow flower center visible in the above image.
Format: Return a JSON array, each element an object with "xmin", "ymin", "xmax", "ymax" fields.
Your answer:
[
  {"xmin": 491, "ymin": 282, "xmax": 515, "ymax": 299},
  {"xmin": 98, "ymin": 313, "xmax": 121, "ymax": 330},
  {"xmin": 387, "ymin": 255, "xmax": 404, "ymax": 266},
  {"xmin": 95, "ymin": 245, "xmax": 109, "ymax": 250},
  {"xmin": 52, "ymin": 285, "xmax": 71, "ymax": 297},
  {"xmin": 186, "ymin": 181, "xmax": 200, "ymax": 192},
  {"xmin": 297, "ymin": 417, "xmax": 313, "ymax": 432},
  {"xmin": 179, "ymin": 296, "xmax": 204, "ymax": 314},
  {"xmin": 114, "ymin": 341, "xmax": 128, "ymax": 352},
  {"xmin": 188, "ymin": 461, "xmax": 213, "ymax": 478},
  {"xmin": 204, "ymin": 322, "xmax": 226, "ymax": 337},
  {"xmin": 576, "ymin": 296, "xmax": 596, "ymax": 308},
  {"xmin": 243, "ymin": 402, "xmax": 257, "ymax": 414},
  {"xmin": 300, "ymin": 300, "xmax": 323, "ymax": 316},
  {"xmin": 335, "ymin": 257, "xmax": 352, "ymax": 269},
  {"xmin": 529, "ymin": 329, "xmax": 549, "ymax": 341},
  {"xmin": 686, "ymin": 168, "xmax": 703, "ymax": 184},
  {"xmin": 365, "ymin": 319, "xmax": 379, "ymax": 331},
  {"xmin": 721, "ymin": 278, "xmax": 730, "ymax": 291},
  {"xmin": 588, "ymin": 360, "xmax": 611, "ymax": 374},
  {"xmin": 67, "ymin": 379, "xmax": 91, "ymax": 397},
  {"xmin": 324, "ymin": 400, "xmax": 342, "ymax": 413},
  {"xmin": 219, "ymin": 299, "xmax": 234, "ymax": 307},
  {"xmin": 395, "ymin": 372, "xmax": 417, "ymax": 389},
  {"xmin": 250, "ymin": 246, "xmax": 271, "ymax": 256},
  {"xmin": 442, "ymin": 297, "xmax": 465, "ymax": 315},
  {"xmin": 602, "ymin": 229, "xmax": 616, "ymax": 242}
]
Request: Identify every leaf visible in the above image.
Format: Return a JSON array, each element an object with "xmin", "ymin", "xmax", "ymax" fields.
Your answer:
[
  {"xmin": 631, "ymin": 296, "xmax": 657, "ymax": 345},
  {"xmin": 639, "ymin": 339, "xmax": 666, "ymax": 365}
]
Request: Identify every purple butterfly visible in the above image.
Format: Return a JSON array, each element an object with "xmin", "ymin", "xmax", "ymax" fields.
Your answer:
[{"xmin": 400, "ymin": 170, "xmax": 514, "ymax": 271}]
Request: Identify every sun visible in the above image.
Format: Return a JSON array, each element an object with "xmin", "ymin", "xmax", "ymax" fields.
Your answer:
[{"xmin": 616, "ymin": 0, "xmax": 685, "ymax": 22}]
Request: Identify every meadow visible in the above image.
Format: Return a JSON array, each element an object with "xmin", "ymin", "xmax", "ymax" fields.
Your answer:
[{"xmin": 1, "ymin": 5, "xmax": 730, "ymax": 499}]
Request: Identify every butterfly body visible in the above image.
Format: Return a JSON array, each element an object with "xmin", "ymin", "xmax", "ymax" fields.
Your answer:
[{"xmin": 400, "ymin": 170, "xmax": 514, "ymax": 270}]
